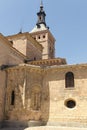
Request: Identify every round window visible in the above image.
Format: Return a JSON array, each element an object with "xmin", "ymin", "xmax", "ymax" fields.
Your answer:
[{"xmin": 65, "ymin": 99, "xmax": 76, "ymax": 109}]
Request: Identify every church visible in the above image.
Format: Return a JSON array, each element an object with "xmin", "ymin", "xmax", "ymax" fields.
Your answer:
[{"xmin": 0, "ymin": 1, "xmax": 87, "ymax": 129}]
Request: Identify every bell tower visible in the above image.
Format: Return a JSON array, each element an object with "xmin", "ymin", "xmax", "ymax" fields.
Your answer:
[{"xmin": 30, "ymin": 1, "xmax": 55, "ymax": 59}]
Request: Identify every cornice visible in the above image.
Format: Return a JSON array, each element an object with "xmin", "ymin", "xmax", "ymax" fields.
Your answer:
[
  {"xmin": 44, "ymin": 63, "xmax": 87, "ymax": 72},
  {"xmin": 6, "ymin": 64, "xmax": 43, "ymax": 74},
  {"xmin": 28, "ymin": 58, "xmax": 67, "ymax": 66},
  {"xmin": 4, "ymin": 63, "xmax": 87, "ymax": 75}
]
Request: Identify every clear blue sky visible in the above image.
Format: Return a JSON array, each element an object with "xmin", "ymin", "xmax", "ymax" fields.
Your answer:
[{"xmin": 0, "ymin": 0, "xmax": 87, "ymax": 64}]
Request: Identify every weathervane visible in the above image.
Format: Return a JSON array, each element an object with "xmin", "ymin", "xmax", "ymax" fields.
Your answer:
[{"xmin": 40, "ymin": 0, "xmax": 43, "ymax": 7}]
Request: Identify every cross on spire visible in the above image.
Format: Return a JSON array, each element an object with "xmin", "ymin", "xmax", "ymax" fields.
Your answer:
[{"xmin": 40, "ymin": 0, "xmax": 43, "ymax": 8}]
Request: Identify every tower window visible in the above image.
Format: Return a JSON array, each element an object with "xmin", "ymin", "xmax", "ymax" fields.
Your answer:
[
  {"xmin": 10, "ymin": 41, "xmax": 13, "ymax": 45},
  {"xmin": 65, "ymin": 72, "xmax": 74, "ymax": 88},
  {"xmin": 40, "ymin": 16, "xmax": 41, "ymax": 20},
  {"xmin": 34, "ymin": 37, "xmax": 36, "ymax": 40},
  {"xmin": 34, "ymin": 57, "xmax": 36, "ymax": 60},
  {"xmin": 38, "ymin": 36, "xmax": 40, "ymax": 39},
  {"xmin": 11, "ymin": 91, "xmax": 15, "ymax": 105},
  {"xmin": 43, "ymin": 35, "xmax": 45, "ymax": 38}
]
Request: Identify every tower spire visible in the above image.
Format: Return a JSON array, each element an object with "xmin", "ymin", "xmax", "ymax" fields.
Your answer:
[
  {"xmin": 36, "ymin": 1, "xmax": 46, "ymax": 27},
  {"xmin": 30, "ymin": 1, "xmax": 49, "ymax": 33}
]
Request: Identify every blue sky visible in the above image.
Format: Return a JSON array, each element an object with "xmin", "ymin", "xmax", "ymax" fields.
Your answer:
[{"xmin": 0, "ymin": 0, "xmax": 87, "ymax": 64}]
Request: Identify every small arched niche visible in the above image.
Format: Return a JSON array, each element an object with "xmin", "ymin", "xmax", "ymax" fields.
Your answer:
[{"xmin": 31, "ymin": 85, "xmax": 41, "ymax": 111}]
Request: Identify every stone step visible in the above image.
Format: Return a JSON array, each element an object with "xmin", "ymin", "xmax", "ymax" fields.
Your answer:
[
  {"xmin": 2, "ymin": 120, "xmax": 46, "ymax": 128},
  {"xmin": 27, "ymin": 120, "xmax": 46, "ymax": 127},
  {"xmin": 2, "ymin": 120, "xmax": 28, "ymax": 128}
]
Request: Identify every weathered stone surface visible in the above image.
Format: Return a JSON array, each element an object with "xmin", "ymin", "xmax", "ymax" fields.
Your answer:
[
  {"xmin": 7, "ymin": 33, "xmax": 42, "ymax": 60},
  {"xmin": 3, "ymin": 64, "xmax": 87, "ymax": 127},
  {"xmin": 31, "ymin": 30, "xmax": 55, "ymax": 59}
]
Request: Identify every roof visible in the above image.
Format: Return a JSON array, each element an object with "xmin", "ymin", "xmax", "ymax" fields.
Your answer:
[
  {"xmin": 7, "ymin": 32, "xmax": 43, "ymax": 52},
  {"xmin": 27, "ymin": 58, "xmax": 67, "ymax": 66},
  {"xmin": 0, "ymin": 33, "xmax": 26, "ymax": 59},
  {"xmin": 30, "ymin": 24, "xmax": 48, "ymax": 33}
]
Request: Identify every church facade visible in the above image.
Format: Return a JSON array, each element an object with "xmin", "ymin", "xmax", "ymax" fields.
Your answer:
[{"xmin": 0, "ymin": 2, "xmax": 87, "ymax": 128}]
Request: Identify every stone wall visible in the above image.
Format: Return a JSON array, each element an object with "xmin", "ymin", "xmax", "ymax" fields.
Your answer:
[
  {"xmin": 13, "ymin": 38, "xmax": 27, "ymax": 57},
  {"xmin": 5, "ymin": 66, "xmax": 44, "ymax": 122},
  {"xmin": 0, "ymin": 37, "xmax": 24, "ymax": 66},
  {"xmin": 31, "ymin": 30, "xmax": 55, "ymax": 60},
  {"xmin": 4, "ymin": 64, "xmax": 87, "ymax": 126},
  {"xmin": 8, "ymin": 49, "xmax": 25, "ymax": 65},
  {"xmin": 45, "ymin": 64, "xmax": 87, "ymax": 125},
  {"xmin": 12, "ymin": 37, "xmax": 42, "ymax": 60},
  {"xmin": 0, "ymin": 40, "xmax": 9, "ymax": 65},
  {"xmin": 31, "ymin": 32, "xmax": 49, "ymax": 59},
  {"xmin": 0, "ymin": 70, "xmax": 7, "ymax": 121},
  {"xmin": 26, "ymin": 40, "xmax": 42, "ymax": 60}
]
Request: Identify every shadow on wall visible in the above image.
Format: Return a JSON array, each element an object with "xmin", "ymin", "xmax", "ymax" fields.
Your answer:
[{"xmin": 1, "ymin": 120, "xmax": 28, "ymax": 130}]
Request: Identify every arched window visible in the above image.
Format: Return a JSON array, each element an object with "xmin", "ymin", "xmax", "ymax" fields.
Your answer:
[
  {"xmin": 34, "ymin": 57, "xmax": 36, "ymax": 60},
  {"xmin": 11, "ymin": 91, "xmax": 15, "ymax": 105},
  {"xmin": 65, "ymin": 72, "xmax": 74, "ymax": 88}
]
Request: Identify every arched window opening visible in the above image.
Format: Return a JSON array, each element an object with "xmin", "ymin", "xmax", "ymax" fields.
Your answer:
[
  {"xmin": 43, "ymin": 35, "xmax": 45, "ymax": 38},
  {"xmin": 38, "ymin": 36, "xmax": 40, "ymax": 39},
  {"xmin": 65, "ymin": 72, "xmax": 74, "ymax": 88},
  {"xmin": 11, "ymin": 91, "xmax": 15, "ymax": 105},
  {"xmin": 40, "ymin": 16, "xmax": 42, "ymax": 21},
  {"xmin": 34, "ymin": 37, "xmax": 36, "ymax": 40},
  {"xmin": 34, "ymin": 57, "xmax": 36, "ymax": 60}
]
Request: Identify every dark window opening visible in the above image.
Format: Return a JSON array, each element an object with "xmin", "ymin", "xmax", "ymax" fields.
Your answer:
[
  {"xmin": 38, "ymin": 36, "xmax": 40, "ymax": 39},
  {"xmin": 65, "ymin": 72, "xmax": 74, "ymax": 88},
  {"xmin": 65, "ymin": 100, "xmax": 76, "ymax": 108},
  {"xmin": 43, "ymin": 35, "xmax": 45, "ymax": 38},
  {"xmin": 50, "ymin": 47, "xmax": 51, "ymax": 50},
  {"xmin": 11, "ymin": 91, "xmax": 15, "ymax": 105},
  {"xmin": 34, "ymin": 57, "xmax": 36, "ymax": 60},
  {"xmin": 10, "ymin": 41, "xmax": 13, "ymax": 45},
  {"xmin": 40, "ymin": 16, "xmax": 41, "ymax": 20}
]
